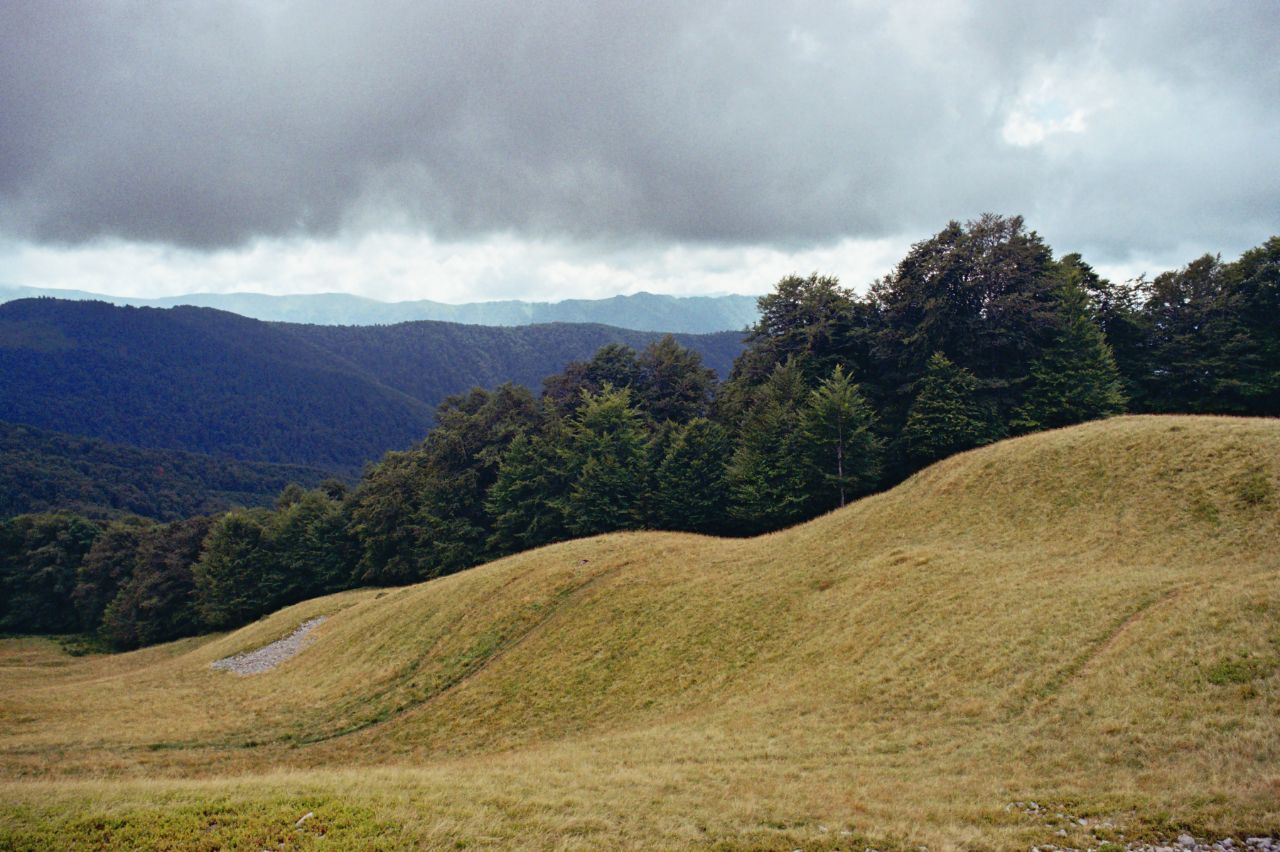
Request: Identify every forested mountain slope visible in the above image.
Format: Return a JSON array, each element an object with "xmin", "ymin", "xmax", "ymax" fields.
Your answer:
[
  {"xmin": 0, "ymin": 421, "xmax": 334, "ymax": 521},
  {"xmin": 0, "ymin": 298, "xmax": 743, "ymax": 469},
  {"xmin": 289, "ymin": 320, "xmax": 741, "ymax": 409},
  {"xmin": 0, "ymin": 416, "xmax": 1276, "ymax": 848}
]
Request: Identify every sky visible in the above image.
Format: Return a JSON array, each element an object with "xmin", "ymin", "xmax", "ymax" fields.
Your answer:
[{"xmin": 1, "ymin": 0, "xmax": 1276, "ymax": 303}]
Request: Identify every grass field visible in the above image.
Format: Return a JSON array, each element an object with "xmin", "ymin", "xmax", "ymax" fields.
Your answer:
[{"xmin": 1, "ymin": 415, "xmax": 1277, "ymax": 849}]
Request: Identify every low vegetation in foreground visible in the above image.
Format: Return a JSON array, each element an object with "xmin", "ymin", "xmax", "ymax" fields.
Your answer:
[{"xmin": 0, "ymin": 415, "xmax": 1277, "ymax": 849}]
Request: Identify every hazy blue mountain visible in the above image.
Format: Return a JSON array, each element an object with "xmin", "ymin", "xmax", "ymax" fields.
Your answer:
[
  {"xmin": 0, "ymin": 298, "xmax": 744, "ymax": 470},
  {"xmin": 0, "ymin": 285, "xmax": 760, "ymax": 333},
  {"xmin": 0, "ymin": 421, "xmax": 336, "ymax": 521}
]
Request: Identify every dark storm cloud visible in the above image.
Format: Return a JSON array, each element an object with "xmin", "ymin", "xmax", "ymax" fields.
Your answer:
[{"xmin": 0, "ymin": 0, "xmax": 1276, "ymax": 258}]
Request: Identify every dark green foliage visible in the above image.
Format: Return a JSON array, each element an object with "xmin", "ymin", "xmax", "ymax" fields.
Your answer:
[
  {"xmin": 0, "ymin": 513, "xmax": 100, "ymax": 633},
  {"xmin": 349, "ymin": 384, "xmax": 543, "ymax": 583},
  {"xmin": 542, "ymin": 336, "xmax": 717, "ymax": 424},
  {"xmin": 193, "ymin": 511, "xmax": 271, "ymax": 630},
  {"xmin": 486, "ymin": 428, "xmax": 571, "ymax": 555},
  {"xmin": 899, "ymin": 353, "xmax": 997, "ymax": 467},
  {"xmin": 1229, "ymin": 237, "xmax": 1280, "ymax": 414},
  {"xmin": 635, "ymin": 335, "xmax": 718, "ymax": 424},
  {"xmin": 719, "ymin": 273, "xmax": 871, "ymax": 425},
  {"xmin": 73, "ymin": 519, "xmax": 152, "ymax": 630},
  {"xmin": 1011, "ymin": 277, "xmax": 1126, "ymax": 433},
  {"xmin": 739, "ymin": 273, "xmax": 862, "ymax": 383},
  {"xmin": 268, "ymin": 489, "xmax": 357, "ymax": 597},
  {"xmin": 1063, "ymin": 253, "xmax": 1150, "ymax": 406},
  {"xmin": 650, "ymin": 418, "xmax": 733, "ymax": 533},
  {"xmin": 869, "ymin": 214, "xmax": 1060, "ymax": 430},
  {"xmin": 0, "ymin": 421, "xmax": 334, "ymax": 521},
  {"xmin": 562, "ymin": 387, "xmax": 648, "ymax": 536},
  {"xmin": 800, "ymin": 366, "xmax": 881, "ymax": 509},
  {"xmin": 99, "ymin": 516, "xmax": 213, "ymax": 649},
  {"xmin": 728, "ymin": 359, "xmax": 819, "ymax": 533},
  {"xmin": 1135, "ymin": 242, "xmax": 1279, "ymax": 416}
]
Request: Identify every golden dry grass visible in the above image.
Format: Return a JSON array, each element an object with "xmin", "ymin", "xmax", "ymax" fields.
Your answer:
[{"xmin": 1, "ymin": 415, "xmax": 1277, "ymax": 849}]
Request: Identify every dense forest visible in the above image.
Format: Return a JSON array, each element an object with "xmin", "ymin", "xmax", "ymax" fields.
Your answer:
[
  {"xmin": 0, "ymin": 301, "xmax": 743, "ymax": 470},
  {"xmin": 0, "ymin": 421, "xmax": 336, "ymax": 521},
  {"xmin": 2, "ymin": 216, "xmax": 1276, "ymax": 650}
]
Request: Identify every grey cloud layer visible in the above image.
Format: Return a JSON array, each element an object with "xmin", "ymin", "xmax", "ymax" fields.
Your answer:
[{"xmin": 1, "ymin": 0, "xmax": 1276, "ymax": 258}]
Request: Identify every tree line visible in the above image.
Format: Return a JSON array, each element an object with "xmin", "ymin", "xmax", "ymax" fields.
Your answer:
[{"xmin": 3, "ymin": 215, "xmax": 1275, "ymax": 649}]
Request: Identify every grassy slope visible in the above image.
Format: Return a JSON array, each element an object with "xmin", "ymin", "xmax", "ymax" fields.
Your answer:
[{"xmin": 0, "ymin": 415, "xmax": 1276, "ymax": 849}]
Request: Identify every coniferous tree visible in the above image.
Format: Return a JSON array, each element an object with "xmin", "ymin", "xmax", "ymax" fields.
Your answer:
[
  {"xmin": 73, "ymin": 519, "xmax": 150, "ymax": 630},
  {"xmin": 99, "ymin": 515, "xmax": 212, "ymax": 649},
  {"xmin": 486, "ymin": 427, "xmax": 571, "ymax": 555},
  {"xmin": 727, "ymin": 359, "xmax": 816, "ymax": 532},
  {"xmin": 650, "ymin": 418, "xmax": 733, "ymax": 532},
  {"xmin": 267, "ymin": 488, "xmax": 355, "ymax": 599},
  {"xmin": 636, "ymin": 335, "xmax": 717, "ymax": 424},
  {"xmin": 1228, "ymin": 236, "xmax": 1280, "ymax": 415},
  {"xmin": 563, "ymin": 386, "xmax": 648, "ymax": 536},
  {"xmin": 899, "ymin": 353, "xmax": 996, "ymax": 467},
  {"xmin": 800, "ymin": 366, "xmax": 881, "ymax": 509},
  {"xmin": 0, "ymin": 513, "xmax": 101, "ymax": 633},
  {"xmin": 1011, "ymin": 279, "xmax": 1126, "ymax": 433},
  {"xmin": 193, "ymin": 510, "xmax": 272, "ymax": 629}
]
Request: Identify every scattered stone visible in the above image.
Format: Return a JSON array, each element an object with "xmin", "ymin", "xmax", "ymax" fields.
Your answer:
[
  {"xmin": 211, "ymin": 617, "xmax": 327, "ymax": 676},
  {"xmin": 1180, "ymin": 834, "xmax": 1198, "ymax": 848}
]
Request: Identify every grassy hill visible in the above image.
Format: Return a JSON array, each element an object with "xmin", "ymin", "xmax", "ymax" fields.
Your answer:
[{"xmin": 0, "ymin": 416, "xmax": 1276, "ymax": 849}]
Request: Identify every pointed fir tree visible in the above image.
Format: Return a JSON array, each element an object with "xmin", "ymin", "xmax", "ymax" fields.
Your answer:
[
  {"xmin": 562, "ymin": 386, "xmax": 648, "ymax": 536},
  {"xmin": 650, "ymin": 418, "xmax": 733, "ymax": 533},
  {"xmin": 727, "ymin": 358, "xmax": 817, "ymax": 532},
  {"xmin": 1011, "ymin": 278, "xmax": 1126, "ymax": 433},
  {"xmin": 899, "ymin": 352, "xmax": 995, "ymax": 468},
  {"xmin": 192, "ymin": 510, "xmax": 273, "ymax": 629},
  {"xmin": 800, "ymin": 365, "xmax": 881, "ymax": 509},
  {"xmin": 485, "ymin": 428, "xmax": 570, "ymax": 555}
]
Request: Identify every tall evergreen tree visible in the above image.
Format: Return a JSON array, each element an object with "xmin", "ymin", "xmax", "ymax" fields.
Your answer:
[
  {"xmin": 899, "ymin": 353, "xmax": 996, "ymax": 467},
  {"xmin": 1011, "ymin": 278, "xmax": 1126, "ymax": 433},
  {"xmin": 193, "ymin": 510, "xmax": 272, "ymax": 629},
  {"xmin": 0, "ymin": 513, "xmax": 100, "ymax": 633},
  {"xmin": 635, "ymin": 335, "xmax": 717, "ymax": 424},
  {"xmin": 727, "ymin": 359, "xmax": 817, "ymax": 532},
  {"xmin": 99, "ymin": 515, "xmax": 212, "ymax": 649},
  {"xmin": 800, "ymin": 366, "xmax": 881, "ymax": 509},
  {"xmin": 562, "ymin": 386, "xmax": 648, "ymax": 536},
  {"xmin": 650, "ymin": 418, "xmax": 733, "ymax": 533},
  {"xmin": 485, "ymin": 426, "xmax": 571, "ymax": 555},
  {"xmin": 719, "ymin": 272, "xmax": 868, "ymax": 425}
]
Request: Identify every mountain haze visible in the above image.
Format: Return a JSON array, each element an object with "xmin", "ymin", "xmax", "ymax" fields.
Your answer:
[
  {"xmin": 0, "ymin": 285, "xmax": 760, "ymax": 333},
  {"xmin": 1, "ymin": 416, "xmax": 1276, "ymax": 848}
]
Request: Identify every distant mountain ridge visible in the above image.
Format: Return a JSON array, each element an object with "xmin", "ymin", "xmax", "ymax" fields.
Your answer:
[
  {"xmin": 0, "ymin": 298, "xmax": 744, "ymax": 471},
  {"xmin": 0, "ymin": 285, "xmax": 760, "ymax": 333}
]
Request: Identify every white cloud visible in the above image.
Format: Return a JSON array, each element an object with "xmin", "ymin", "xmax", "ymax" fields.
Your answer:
[{"xmin": 0, "ymin": 231, "xmax": 911, "ymax": 303}]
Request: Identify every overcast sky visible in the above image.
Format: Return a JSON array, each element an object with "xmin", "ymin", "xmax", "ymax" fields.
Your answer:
[{"xmin": 1, "ymin": 0, "xmax": 1276, "ymax": 303}]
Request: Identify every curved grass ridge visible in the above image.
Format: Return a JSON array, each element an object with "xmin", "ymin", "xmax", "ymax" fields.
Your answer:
[{"xmin": 0, "ymin": 415, "xmax": 1277, "ymax": 849}]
